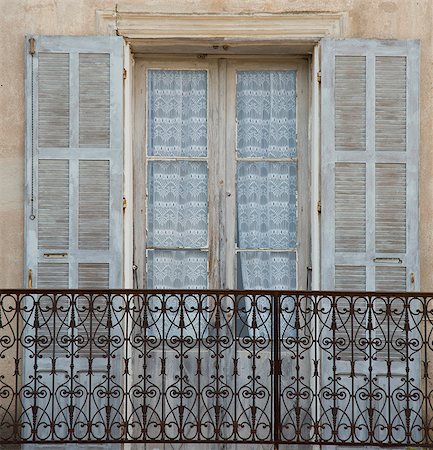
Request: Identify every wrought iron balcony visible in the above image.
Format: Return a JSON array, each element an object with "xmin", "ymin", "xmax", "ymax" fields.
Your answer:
[{"xmin": 0, "ymin": 289, "xmax": 432, "ymax": 446}]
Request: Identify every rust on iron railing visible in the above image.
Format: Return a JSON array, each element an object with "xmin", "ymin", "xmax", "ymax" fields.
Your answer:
[{"xmin": 0, "ymin": 289, "xmax": 432, "ymax": 446}]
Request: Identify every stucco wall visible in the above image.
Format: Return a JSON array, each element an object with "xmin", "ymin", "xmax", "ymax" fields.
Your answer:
[{"xmin": 0, "ymin": 0, "xmax": 432, "ymax": 289}]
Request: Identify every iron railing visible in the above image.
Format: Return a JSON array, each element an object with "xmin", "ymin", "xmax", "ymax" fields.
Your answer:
[{"xmin": 0, "ymin": 289, "xmax": 432, "ymax": 446}]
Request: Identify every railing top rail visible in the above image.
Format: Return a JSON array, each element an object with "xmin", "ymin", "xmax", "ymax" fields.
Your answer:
[{"xmin": 1, "ymin": 288, "xmax": 433, "ymax": 297}]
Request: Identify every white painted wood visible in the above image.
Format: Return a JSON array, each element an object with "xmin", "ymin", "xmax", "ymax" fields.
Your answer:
[
  {"xmin": 225, "ymin": 59, "xmax": 309, "ymax": 290},
  {"xmin": 134, "ymin": 57, "xmax": 217, "ymax": 289},
  {"xmin": 123, "ymin": 42, "xmax": 134, "ymax": 289},
  {"xmin": 311, "ymin": 44, "xmax": 321, "ymax": 291},
  {"xmin": 320, "ymin": 38, "xmax": 419, "ymax": 292},
  {"xmin": 132, "ymin": 59, "xmax": 147, "ymax": 288},
  {"xmin": 25, "ymin": 35, "xmax": 124, "ymax": 289},
  {"xmin": 320, "ymin": 38, "xmax": 420, "ymax": 450},
  {"xmin": 24, "ymin": 35, "xmax": 124, "ymax": 450}
]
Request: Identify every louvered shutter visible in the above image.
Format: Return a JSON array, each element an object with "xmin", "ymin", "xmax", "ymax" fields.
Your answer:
[
  {"xmin": 321, "ymin": 38, "xmax": 419, "ymax": 292},
  {"xmin": 320, "ymin": 38, "xmax": 420, "ymax": 446},
  {"xmin": 25, "ymin": 36, "xmax": 123, "ymax": 289},
  {"xmin": 23, "ymin": 36, "xmax": 123, "ymax": 450}
]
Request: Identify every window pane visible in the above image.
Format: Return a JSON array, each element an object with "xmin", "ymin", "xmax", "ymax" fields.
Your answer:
[
  {"xmin": 237, "ymin": 252, "xmax": 297, "ymax": 338},
  {"xmin": 237, "ymin": 251, "xmax": 296, "ymax": 290},
  {"xmin": 237, "ymin": 162, "xmax": 297, "ymax": 249},
  {"xmin": 148, "ymin": 70, "xmax": 208, "ymax": 157},
  {"xmin": 236, "ymin": 70, "xmax": 296, "ymax": 158},
  {"xmin": 147, "ymin": 250, "xmax": 208, "ymax": 289},
  {"xmin": 147, "ymin": 161, "xmax": 208, "ymax": 248},
  {"xmin": 147, "ymin": 250, "xmax": 208, "ymax": 338}
]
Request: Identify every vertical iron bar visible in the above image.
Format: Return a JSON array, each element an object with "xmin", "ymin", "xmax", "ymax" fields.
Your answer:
[
  {"xmin": 14, "ymin": 294, "xmax": 21, "ymax": 441},
  {"xmin": 387, "ymin": 295, "xmax": 392, "ymax": 444},
  {"xmin": 51, "ymin": 294, "xmax": 56, "ymax": 441},
  {"xmin": 273, "ymin": 292, "xmax": 281, "ymax": 449},
  {"xmin": 68, "ymin": 294, "xmax": 75, "ymax": 441},
  {"xmin": 405, "ymin": 296, "xmax": 410, "ymax": 445},
  {"xmin": 424, "ymin": 297, "xmax": 429, "ymax": 446},
  {"xmin": 88, "ymin": 293, "xmax": 93, "ymax": 440}
]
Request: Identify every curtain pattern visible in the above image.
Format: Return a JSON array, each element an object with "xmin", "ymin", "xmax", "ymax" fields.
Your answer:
[
  {"xmin": 148, "ymin": 70, "xmax": 207, "ymax": 157},
  {"xmin": 236, "ymin": 71, "xmax": 296, "ymax": 158},
  {"xmin": 236, "ymin": 71, "xmax": 298, "ymax": 337},
  {"xmin": 146, "ymin": 70, "xmax": 209, "ymax": 336},
  {"xmin": 147, "ymin": 160, "xmax": 208, "ymax": 248},
  {"xmin": 147, "ymin": 250, "xmax": 208, "ymax": 289},
  {"xmin": 147, "ymin": 250, "xmax": 208, "ymax": 337},
  {"xmin": 237, "ymin": 162, "xmax": 297, "ymax": 249}
]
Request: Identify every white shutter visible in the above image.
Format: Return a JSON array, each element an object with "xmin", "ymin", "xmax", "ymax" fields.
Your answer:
[
  {"xmin": 23, "ymin": 37, "xmax": 123, "ymax": 450},
  {"xmin": 320, "ymin": 39, "xmax": 421, "ymax": 446},
  {"xmin": 321, "ymin": 38, "xmax": 419, "ymax": 292},
  {"xmin": 25, "ymin": 36, "xmax": 123, "ymax": 289}
]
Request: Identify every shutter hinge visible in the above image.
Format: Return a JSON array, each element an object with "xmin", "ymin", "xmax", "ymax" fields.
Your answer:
[
  {"xmin": 316, "ymin": 70, "xmax": 321, "ymax": 83},
  {"xmin": 123, "ymin": 68, "xmax": 127, "ymax": 80},
  {"xmin": 317, "ymin": 200, "xmax": 321, "ymax": 214},
  {"xmin": 123, "ymin": 196, "xmax": 127, "ymax": 210},
  {"xmin": 410, "ymin": 272, "xmax": 415, "ymax": 287},
  {"xmin": 29, "ymin": 38, "xmax": 36, "ymax": 56},
  {"xmin": 27, "ymin": 269, "xmax": 33, "ymax": 289}
]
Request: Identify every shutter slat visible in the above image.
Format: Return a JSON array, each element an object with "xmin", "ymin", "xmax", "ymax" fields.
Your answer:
[
  {"xmin": 79, "ymin": 54, "xmax": 110, "ymax": 148},
  {"xmin": 335, "ymin": 56, "xmax": 366, "ymax": 152},
  {"xmin": 375, "ymin": 163, "xmax": 406, "ymax": 253},
  {"xmin": 78, "ymin": 263, "xmax": 109, "ymax": 289},
  {"xmin": 38, "ymin": 263, "xmax": 69, "ymax": 288},
  {"xmin": 79, "ymin": 160, "xmax": 110, "ymax": 250},
  {"xmin": 38, "ymin": 160, "xmax": 69, "ymax": 249},
  {"xmin": 335, "ymin": 163, "xmax": 366, "ymax": 253},
  {"xmin": 38, "ymin": 53, "xmax": 70, "ymax": 148},
  {"xmin": 335, "ymin": 266, "xmax": 366, "ymax": 291},
  {"xmin": 375, "ymin": 56, "xmax": 407, "ymax": 152},
  {"xmin": 375, "ymin": 266, "xmax": 406, "ymax": 291}
]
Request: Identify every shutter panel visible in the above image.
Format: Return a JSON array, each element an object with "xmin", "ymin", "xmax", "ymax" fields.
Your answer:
[
  {"xmin": 320, "ymin": 39, "xmax": 420, "ymax": 446},
  {"xmin": 321, "ymin": 39, "xmax": 419, "ymax": 292},
  {"xmin": 25, "ymin": 36, "xmax": 123, "ymax": 289}
]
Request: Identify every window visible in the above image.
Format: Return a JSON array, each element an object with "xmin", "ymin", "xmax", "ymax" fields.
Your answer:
[
  {"xmin": 134, "ymin": 57, "xmax": 309, "ymax": 293},
  {"xmin": 25, "ymin": 36, "xmax": 419, "ymax": 294}
]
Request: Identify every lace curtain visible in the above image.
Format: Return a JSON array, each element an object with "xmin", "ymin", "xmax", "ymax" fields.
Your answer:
[
  {"xmin": 236, "ymin": 71, "xmax": 298, "ymax": 337},
  {"xmin": 147, "ymin": 70, "xmax": 209, "ymax": 337},
  {"xmin": 148, "ymin": 70, "xmax": 207, "ymax": 157},
  {"xmin": 147, "ymin": 161, "xmax": 208, "ymax": 249},
  {"xmin": 236, "ymin": 71, "xmax": 297, "ymax": 158}
]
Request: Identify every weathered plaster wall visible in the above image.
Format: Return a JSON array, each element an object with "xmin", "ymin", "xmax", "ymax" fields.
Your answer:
[{"xmin": 0, "ymin": 0, "xmax": 432, "ymax": 289}]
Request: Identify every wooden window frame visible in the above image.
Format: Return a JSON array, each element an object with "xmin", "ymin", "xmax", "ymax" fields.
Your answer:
[
  {"xmin": 132, "ymin": 55, "xmax": 310, "ymax": 290},
  {"xmin": 119, "ymin": 12, "xmax": 347, "ymax": 290}
]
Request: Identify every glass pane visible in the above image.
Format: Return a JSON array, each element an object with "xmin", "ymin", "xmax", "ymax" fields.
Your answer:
[
  {"xmin": 236, "ymin": 70, "xmax": 296, "ymax": 158},
  {"xmin": 148, "ymin": 70, "xmax": 208, "ymax": 157},
  {"xmin": 147, "ymin": 250, "xmax": 208, "ymax": 338},
  {"xmin": 237, "ymin": 251, "xmax": 296, "ymax": 338},
  {"xmin": 237, "ymin": 251, "xmax": 296, "ymax": 290},
  {"xmin": 147, "ymin": 250, "xmax": 208, "ymax": 289},
  {"xmin": 147, "ymin": 161, "xmax": 208, "ymax": 248},
  {"xmin": 237, "ymin": 162, "xmax": 297, "ymax": 249}
]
